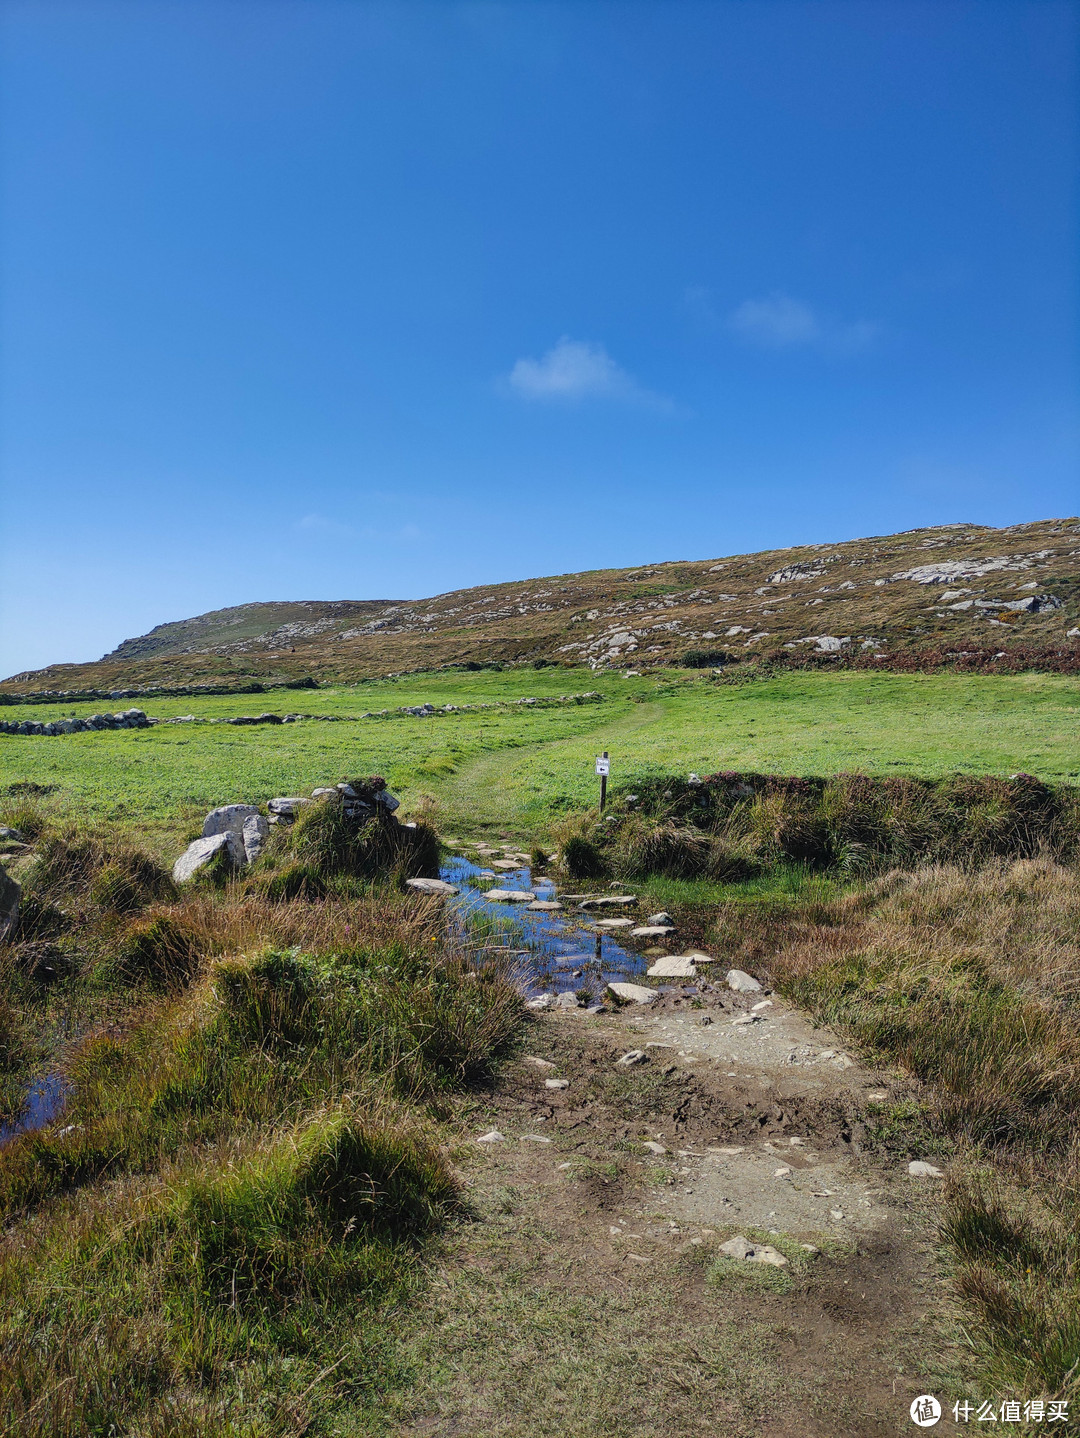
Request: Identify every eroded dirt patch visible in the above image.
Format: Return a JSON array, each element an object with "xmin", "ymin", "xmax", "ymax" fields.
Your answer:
[{"xmin": 391, "ymin": 988, "xmax": 963, "ymax": 1437}]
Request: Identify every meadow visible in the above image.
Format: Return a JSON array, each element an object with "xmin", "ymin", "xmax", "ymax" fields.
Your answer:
[
  {"xmin": 2, "ymin": 668, "xmax": 1078, "ymax": 847},
  {"xmin": 2, "ymin": 666, "xmax": 1080, "ymax": 1432}
]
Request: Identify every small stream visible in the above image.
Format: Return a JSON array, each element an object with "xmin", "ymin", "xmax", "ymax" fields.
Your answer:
[
  {"xmin": 0, "ymin": 1070, "xmax": 69, "ymax": 1147},
  {"xmin": 440, "ymin": 855, "xmax": 668, "ymax": 1004}
]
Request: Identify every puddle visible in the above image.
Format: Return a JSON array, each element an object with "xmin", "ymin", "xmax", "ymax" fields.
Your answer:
[
  {"xmin": 0, "ymin": 1070, "xmax": 69, "ymax": 1146},
  {"xmin": 440, "ymin": 855, "xmax": 657, "ymax": 1002}
]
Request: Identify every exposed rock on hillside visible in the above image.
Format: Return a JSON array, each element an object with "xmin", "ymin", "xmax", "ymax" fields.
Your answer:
[{"xmin": 4, "ymin": 518, "xmax": 1078, "ymax": 693}]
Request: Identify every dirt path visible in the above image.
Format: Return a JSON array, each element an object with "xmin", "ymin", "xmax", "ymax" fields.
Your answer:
[{"xmin": 391, "ymin": 979, "xmax": 959, "ymax": 1436}]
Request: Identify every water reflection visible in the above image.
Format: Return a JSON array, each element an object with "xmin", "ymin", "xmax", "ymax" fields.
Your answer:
[{"xmin": 440, "ymin": 855, "xmax": 652, "ymax": 1001}]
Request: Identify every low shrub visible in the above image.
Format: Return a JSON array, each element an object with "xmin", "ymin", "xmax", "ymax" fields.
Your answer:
[
  {"xmin": 112, "ymin": 916, "xmax": 202, "ymax": 990},
  {"xmin": 29, "ymin": 830, "xmax": 175, "ymax": 907},
  {"xmin": 288, "ymin": 798, "xmax": 439, "ymax": 883}
]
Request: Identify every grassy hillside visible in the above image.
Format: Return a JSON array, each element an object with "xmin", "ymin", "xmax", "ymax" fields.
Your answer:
[
  {"xmin": 6, "ymin": 517, "xmax": 1079, "ymax": 695},
  {"xmin": 2, "ymin": 668, "xmax": 1077, "ymax": 844}
]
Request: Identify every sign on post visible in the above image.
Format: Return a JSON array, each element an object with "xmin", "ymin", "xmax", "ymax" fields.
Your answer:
[{"xmin": 596, "ymin": 751, "xmax": 609, "ymax": 812}]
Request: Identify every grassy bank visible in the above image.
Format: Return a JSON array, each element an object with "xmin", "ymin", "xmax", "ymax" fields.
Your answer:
[{"xmin": 0, "ymin": 797, "xmax": 525, "ymax": 1436}]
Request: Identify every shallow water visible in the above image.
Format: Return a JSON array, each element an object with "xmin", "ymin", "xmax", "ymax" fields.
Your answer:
[
  {"xmin": 0, "ymin": 1070, "xmax": 68, "ymax": 1146},
  {"xmin": 440, "ymin": 854, "xmax": 657, "ymax": 1001}
]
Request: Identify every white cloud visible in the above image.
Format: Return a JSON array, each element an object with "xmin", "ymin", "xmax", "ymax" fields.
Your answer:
[
  {"xmin": 507, "ymin": 336, "xmax": 672, "ymax": 409},
  {"xmin": 728, "ymin": 292, "xmax": 878, "ymax": 354}
]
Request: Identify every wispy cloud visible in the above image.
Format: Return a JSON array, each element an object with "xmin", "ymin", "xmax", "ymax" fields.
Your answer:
[
  {"xmin": 507, "ymin": 336, "xmax": 673, "ymax": 409},
  {"xmin": 295, "ymin": 512, "xmax": 354, "ymax": 536},
  {"xmin": 728, "ymin": 292, "xmax": 878, "ymax": 354}
]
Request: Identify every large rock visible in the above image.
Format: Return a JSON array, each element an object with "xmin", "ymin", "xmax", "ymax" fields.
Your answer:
[
  {"xmin": 484, "ymin": 888, "xmax": 536, "ymax": 902},
  {"xmin": 0, "ymin": 863, "xmax": 20, "ymax": 940},
  {"xmin": 202, "ymin": 804, "xmax": 260, "ymax": 839},
  {"xmin": 647, "ymin": 955, "xmax": 697, "ymax": 978},
  {"xmin": 375, "ymin": 790, "xmax": 400, "ymax": 812},
  {"xmin": 726, "ymin": 969, "xmax": 763, "ymax": 993},
  {"xmin": 268, "ymin": 796, "xmax": 311, "ymax": 818},
  {"xmin": 242, "ymin": 813, "xmax": 269, "ymax": 862},
  {"xmin": 646, "ymin": 911, "xmax": 674, "ymax": 926},
  {"xmin": 406, "ymin": 877, "xmax": 459, "ymax": 895},
  {"xmin": 606, "ymin": 981, "xmax": 657, "ymax": 1005},
  {"xmin": 173, "ymin": 831, "xmax": 242, "ymax": 884}
]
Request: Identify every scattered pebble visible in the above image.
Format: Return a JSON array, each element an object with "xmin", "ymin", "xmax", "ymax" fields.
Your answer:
[
  {"xmin": 521, "ymin": 1134, "xmax": 552, "ymax": 1144},
  {"xmin": 616, "ymin": 1049, "xmax": 648, "ymax": 1067},
  {"xmin": 523, "ymin": 1056, "xmax": 557, "ymax": 1071},
  {"xmin": 477, "ymin": 1131, "xmax": 506, "ymax": 1144},
  {"xmin": 545, "ymin": 1078, "xmax": 570, "ymax": 1090},
  {"xmin": 642, "ymin": 1140, "xmax": 667, "ymax": 1155}
]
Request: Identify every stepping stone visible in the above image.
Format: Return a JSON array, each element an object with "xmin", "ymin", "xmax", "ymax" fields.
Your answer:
[
  {"xmin": 406, "ymin": 877, "xmax": 459, "ymax": 895},
  {"xmin": 594, "ymin": 917, "xmax": 635, "ymax": 929},
  {"xmin": 492, "ymin": 859, "xmax": 521, "ymax": 870},
  {"xmin": 579, "ymin": 895, "xmax": 637, "ymax": 909},
  {"xmin": 647, "ymin": 956, "xmax": 697, "ymax": 978},
  {"xmin": 630, "ymin": 926, "xmax": 675, "ymax": 938},
  {"xmin": 607, "ymin": 981, "xmax": 657, "ymax": 1005},
  {"xmin": 647, "ymin": 911, "xmax": 674, "ymax": 926},
  {"xmin": 485, "ymin": 889, "xmax": 536, "ymax": 902},
  {"xmin": 528, "ymin": 900, "xmax": 562, "ymax": 911}
]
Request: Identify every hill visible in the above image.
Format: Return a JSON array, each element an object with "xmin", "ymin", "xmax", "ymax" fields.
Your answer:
[{"xmin": 5, "ymin": 517, "xmax": 1079, "ymax": 695}]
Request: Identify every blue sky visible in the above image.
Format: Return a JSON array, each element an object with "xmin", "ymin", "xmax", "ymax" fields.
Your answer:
[{"xmin": 2, "ymin": 0, "xmax": 1077, "ymax": 676}]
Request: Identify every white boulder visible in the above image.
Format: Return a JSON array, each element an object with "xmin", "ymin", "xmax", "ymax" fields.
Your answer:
[
  {"xmin": 242, "ymin": 813, "xmax": 269, "ymax": 862},
  {"xmin": 173, "ymin": 831, "xmax": 241, "ymax": 884},
  {"xmin": 202, "ymin": 804, "xmax": 260, "ymax": 839},
  {"xmin": 726, "ymin": 969, "xmax": 763, "ymax": 993},
  {"xmin": 484, "ymin": 889, "xmax": 535, "ymax": 902}
]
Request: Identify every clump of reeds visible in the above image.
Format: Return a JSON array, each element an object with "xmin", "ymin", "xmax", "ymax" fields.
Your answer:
[{"xmin": 557, "ymin": 771, "xmax": 1080, "ymax": 881}]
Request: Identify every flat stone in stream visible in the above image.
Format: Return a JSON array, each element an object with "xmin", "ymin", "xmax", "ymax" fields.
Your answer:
[
  {"xmin": 406, "ymin": 877, "xmax": 459, "ymax": 895},
  {"xmin": 578, "ymin": 895, "xmax": 637, "ymax": 909},
  {"xmin": 593, "ymin": 917, "xmax": 635, "ymax": 929},
  {"xmin": 631, "ymin": 925, "xmax": 675, "ymax": 938},
  {"xmin": 484, "ymin": 889, "xmax": 536, "ymax": 902},
  {"xmin": 528, "ymin": 900, "xmax": 562, "ymax": 911}
]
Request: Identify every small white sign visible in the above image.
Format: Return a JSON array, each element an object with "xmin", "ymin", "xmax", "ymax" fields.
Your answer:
[{"xmin": 595, "ymin": 756, "xmax": 610, "ymax": 776}]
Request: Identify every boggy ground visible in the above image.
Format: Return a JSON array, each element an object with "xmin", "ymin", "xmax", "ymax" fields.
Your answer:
[{"xmin": 388, "ymin": 984, "xmax": 959, "ymax": 1437}]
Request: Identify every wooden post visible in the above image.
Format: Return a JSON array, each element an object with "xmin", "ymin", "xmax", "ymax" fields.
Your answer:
[{"xmin": 599, "ymin": 750, "xmax": 608, "ymax": 813}]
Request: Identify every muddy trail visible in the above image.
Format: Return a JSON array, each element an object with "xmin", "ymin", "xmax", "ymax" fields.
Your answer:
[{"xmin": 394, "ymin": 845, "xmax": 963, "ymax": 1436}]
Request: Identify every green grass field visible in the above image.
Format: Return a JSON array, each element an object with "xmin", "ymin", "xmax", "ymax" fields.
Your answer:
[{"xmin": 2, "ymin": 668, "xmax": 1077, "ymax": 846}]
